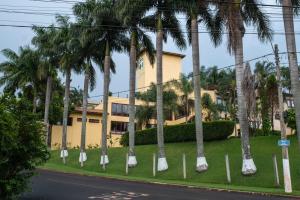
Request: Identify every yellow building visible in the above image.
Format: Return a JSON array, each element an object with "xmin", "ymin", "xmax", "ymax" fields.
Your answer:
[{"xmin": 50, "ymin": 51, "xmax": 218, "ymax": 149}]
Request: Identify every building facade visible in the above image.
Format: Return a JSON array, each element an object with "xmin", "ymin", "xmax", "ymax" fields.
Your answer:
[{"xmin": 50, "ymin": 51, "xmax": 217, "ymax": 149}]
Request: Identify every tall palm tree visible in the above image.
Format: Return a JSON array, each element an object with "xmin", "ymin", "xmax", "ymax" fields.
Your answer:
[
  {"xmin": 140, "ymin": 0, "xmax": 186, "ymax": 171},
  {"xmin": 117, "ymin": 0, "xmax": 155, "ymax": 167},
  {"xmin": 0, "ymin": 47, "xmax": 42, "ymax": 112},
  {"xmin": 175, "ymin": 0, "xmax": 221, "ymax": 172},
  {"xmin": 53, "ymin": 15, "xmax": 81, "ymax": 164},
  {"xmin": 32, "ymin": 25, "xmax": 59, "ymax": 146},
  {"xmin": 279, "ymin": 0, "xmax": 300, "ymax": 148},
  {"xmin": 214, "ymin": 0, "xmax": 272, "ymax": 175},
  {"xmin": 75, "ymin": 0, "xmax": 129, "ymax": 166},
  {"xmin": 72, "ymin": 4, "xmax": 118, "ymax": 165}
]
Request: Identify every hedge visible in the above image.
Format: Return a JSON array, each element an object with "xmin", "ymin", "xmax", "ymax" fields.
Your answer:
[{"xmin": 120, "ymin": 120, "xmax": 235, "ymax": 146}]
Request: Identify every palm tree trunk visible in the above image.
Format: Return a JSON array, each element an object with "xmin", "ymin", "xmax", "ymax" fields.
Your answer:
[
  {"xmin": 282, "ymin": 0, "xmax": 300, "ymax": 148},
  {"xmin": 128, "ymin": 31, "xmax": 138, "ymax": 167},
  {"xmin": 185, "ymin": 95, "xmax": 188, "ymax": 123},
  {"xmin": 100, "ymin": 41, "xmax": 110, "ymax": 165},
  {"xmin": 191, "ymin": 16, "xmax": 208, "ymax": 172},
  {"xmin": 61, "ymin": 68, "xmax": 71, "ymax": 164},
  {"xmin": 156, "ymin": 15, "xmax": 168, "ymax": 171},
  {"xmin": 33, "ymin": 87, "xmax": 37, "ymax": 113},
  {"xmin": 44, "ymin": 76, "xmax": 52, "ymax": 146},
  {"xmin": 235, "ymin": 24, "xmax": 256, "ymax": 175},
  {"xmin": 80, "ymin": 70, "xmax": 89, "ymax": 166}
]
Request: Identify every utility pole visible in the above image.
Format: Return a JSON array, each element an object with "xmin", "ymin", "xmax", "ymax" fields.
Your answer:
[{"xmin": 274, "ymin": 44, "xmax": 292, "ymax": 193}]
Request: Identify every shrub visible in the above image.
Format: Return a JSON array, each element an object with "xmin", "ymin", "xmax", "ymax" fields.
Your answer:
[
  {"xmin": 250, "ymin": 128, "xmax": 281, "ymax": 137},
  {"xmin": 0, "ymin": 95, "xmax": 49, "ymax": 199},
  {"xmin": 120, "ymin": 120, "xmax": 235, "ymax": 146},
  {"xmin": 285, "ymin": 109, "xmax": 296, "ymax": 133}
]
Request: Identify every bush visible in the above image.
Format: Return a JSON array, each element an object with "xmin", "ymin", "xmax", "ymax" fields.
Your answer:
[
  {"xmin": 285, "ymin": 109, "xmax": 296, "ymax": 133},
  {"xmin": 250, "ymin": 128, "xmax": 281, "ymax": 137},
  {"xmin": 0, "ymin": 95, "xmax": 49, "ymax": 199},
  {"xmin": 120, "ymin": 120, "xmax": 235, "ymax": 146}
]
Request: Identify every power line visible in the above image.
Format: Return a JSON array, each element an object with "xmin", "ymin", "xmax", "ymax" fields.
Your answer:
[
  {"xmin": 1, "ymin": 23, "xmax": 300, "ymax": 36},
  {"xmin": 88, "ymin": 51, "xmax": 300, "ymax": 99}
]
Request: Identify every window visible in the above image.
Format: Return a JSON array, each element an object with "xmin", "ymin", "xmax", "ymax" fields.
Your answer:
[
  {"xmin": 111, "ymin": 103, "xmax": 129, "ymax": 116},
  {"xmin": 77, "ymin": 118, "xmax": 88, "ymax": 122},
  {"xmin": 287, "ymin": 99, "xmax": 295, "ymax": 108},
  {"xmin": 216, "ymin": 97, "xmax": 224, "ymax": 105},
  {"xmin": 67, "ymin": 117, "xmax": 73, "ymax": 126},
  {"xmin": 137, "ymin": 58, "xmax": 144, "ymax": 70},
  {"xmin": 111, "ymin": 121, "xmax": 128, "ymax": 134},
  {"xmin": 89, "ymin": 119, "xmax": 100, "ymax": 123}
]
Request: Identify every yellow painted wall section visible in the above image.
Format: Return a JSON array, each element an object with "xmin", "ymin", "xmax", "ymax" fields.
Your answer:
[
  {"xmin": 51, "ymin": 113, "xmax": 102, "ymax": 149},
  {"xmin": 136, "ymin": 52, "xmax": 183, "ymax": 91}
]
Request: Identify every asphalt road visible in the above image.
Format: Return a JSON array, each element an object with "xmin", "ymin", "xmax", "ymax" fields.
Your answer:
[{"xmin": 21, "ymin": 170, "xmax": 295, "ymax": 200}]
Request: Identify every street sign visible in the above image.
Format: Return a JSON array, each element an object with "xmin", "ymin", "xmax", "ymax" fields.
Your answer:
[{"xmin": 278, "ymin": 139, "xmax": 290, "ymax": 147}]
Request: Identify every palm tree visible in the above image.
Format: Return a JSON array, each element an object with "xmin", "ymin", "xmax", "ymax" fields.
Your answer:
[
  {"xmin": 71, "ymin": 5, "xmax": 118, "ymax": 165},
  {"xmin": 175, "ymin": 0, "xmax": 222, "ymax": 172},
  {"xmin": 32, "ymin": 25, "xmax": 59, "ymax": 146},
  {"xmin": 117, "ymin": 0, "xmax": 155, "ymax": 167},
  {"xmin": 279, "ymin": 0, "xmax": 300, "ymax": 148},
  {"xmin": 0, "ymin": 47, "xmax": 42, "ymax": 112},
  {"xmin": 136, "ymin": 83, "xmax": 179, "ymax": 126},
  {"xmin": 255, "ymin": 61, "xmax": 275, "ymax": 133},
  {"xmin": 74, "ymin": 0, "xmax": 129, "ymax": 166},
  {"xmin": 170, "ymin": 73, "xmax": 193, "ymax": 123},
  {"xmin": 214, "ymin": 0, "xmax": 272, "ymax": 175},
  {"xmin": 53, "ymin": 15, "xmax": 81, "ymax": 164},
  {"xmin": 140, "ymin": 0, "xmax": 186, "ymax": 171}
]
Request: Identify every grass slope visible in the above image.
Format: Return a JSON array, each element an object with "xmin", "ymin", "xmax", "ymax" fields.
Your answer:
[{"xmin": 43, "ymin": 135, "xmax": 300, "ymax": 196}]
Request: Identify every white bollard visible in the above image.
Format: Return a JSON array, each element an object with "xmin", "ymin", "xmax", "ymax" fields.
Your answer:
[
  {"xmin": 80, "ymin": 151, "xmax": 83, "ymax": 167},
  {"xmin": 126, "ymin": 153, "xmax": 129, "ymax": 175},
  {"xmin": 272, "ymin": 154, "xmax": 280, "ymax": 187},
  {"xmin": 183, "ymin": 154, "xmax": 186, "ymax": 179},
  {"xmin": 63, "ymin": 150, "xmax": 66, "ymax": 164},
  {"xmin": 225, "ymin": 154, "xmax": 231, "ymax": 184},
  {"xmin": 153, "ymin": 153, "xmax": 156, "ymax": 177}
]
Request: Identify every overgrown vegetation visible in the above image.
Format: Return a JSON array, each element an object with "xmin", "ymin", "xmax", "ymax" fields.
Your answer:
[
  {"xmin": 0, "ymin": 95, "xmax": 49, "ymax": 199},
  {"xmin": 120, "ymin": 121, "xmax": 235, "ymax": 146}
]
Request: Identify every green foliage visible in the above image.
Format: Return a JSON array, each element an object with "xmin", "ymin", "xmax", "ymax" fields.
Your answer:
[
  {"xmin": 285, "ymin": 109, "xmax": 297, "ymax": 132},
  {"xmin": 262, "ymin": 118, "xmax": 271, "ymax": 135},
  {"xmin": 120, "ymin": 121, "xmax": 235, "ymax": 146},
  {"xmin": 201, "ymin": 93, "xmax": 219, "ymax": 121},
  {"xmin": 250, "ymin": 128, "xmax": 280, "ymax": 137},
  {"xmin": 0, "ymin": 95, "xmax": 49, "ymax": 199}
]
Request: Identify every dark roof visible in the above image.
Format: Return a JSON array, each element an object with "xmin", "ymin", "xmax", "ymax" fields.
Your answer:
[
  {"xmin": 139, "ymin": 49, "xmax": 185, "ymax": 59},
  {"xmin": 73, "ymin": 107, "xmax": 103, "ymax": 116}
]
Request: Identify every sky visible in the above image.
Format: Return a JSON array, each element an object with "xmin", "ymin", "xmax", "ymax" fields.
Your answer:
[{"xmin": 0, "ymin": 0, "xmax": 299, "ymax": 102}]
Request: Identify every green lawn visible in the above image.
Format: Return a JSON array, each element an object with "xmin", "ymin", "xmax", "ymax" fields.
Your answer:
[{"xmin": 43, "ymin": 135, "xmax": 300, "ymax": 196}]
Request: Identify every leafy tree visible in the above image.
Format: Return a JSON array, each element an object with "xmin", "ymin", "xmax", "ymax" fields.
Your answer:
[
  {"xmin": 285, "ymin": 109, "xmax": 297, "ymax": 133},
  {"xmin": 255, "ymin": 61, "xmax": 275, "ymax": 134},
  {"xmin": 135, "ymin": 83, "xmax": 179, "ymax": 127},
  {"xmin": 0, "ymin": 47, "xmax": 43, "ymax": 113},
  {"xmin": 0, "ymin": 95, "xmax": 49, "ymax": 199},
  {"xmin": 201, "ymin": 93, "xmax": 218, "ymax": 121},
  {"xmin": 266, "ymin": 75, "xmax": 278, "ymax": 131},
  {"xmin": 170, "ymin": 73, "xmax": 194, "ymax": 123}
]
